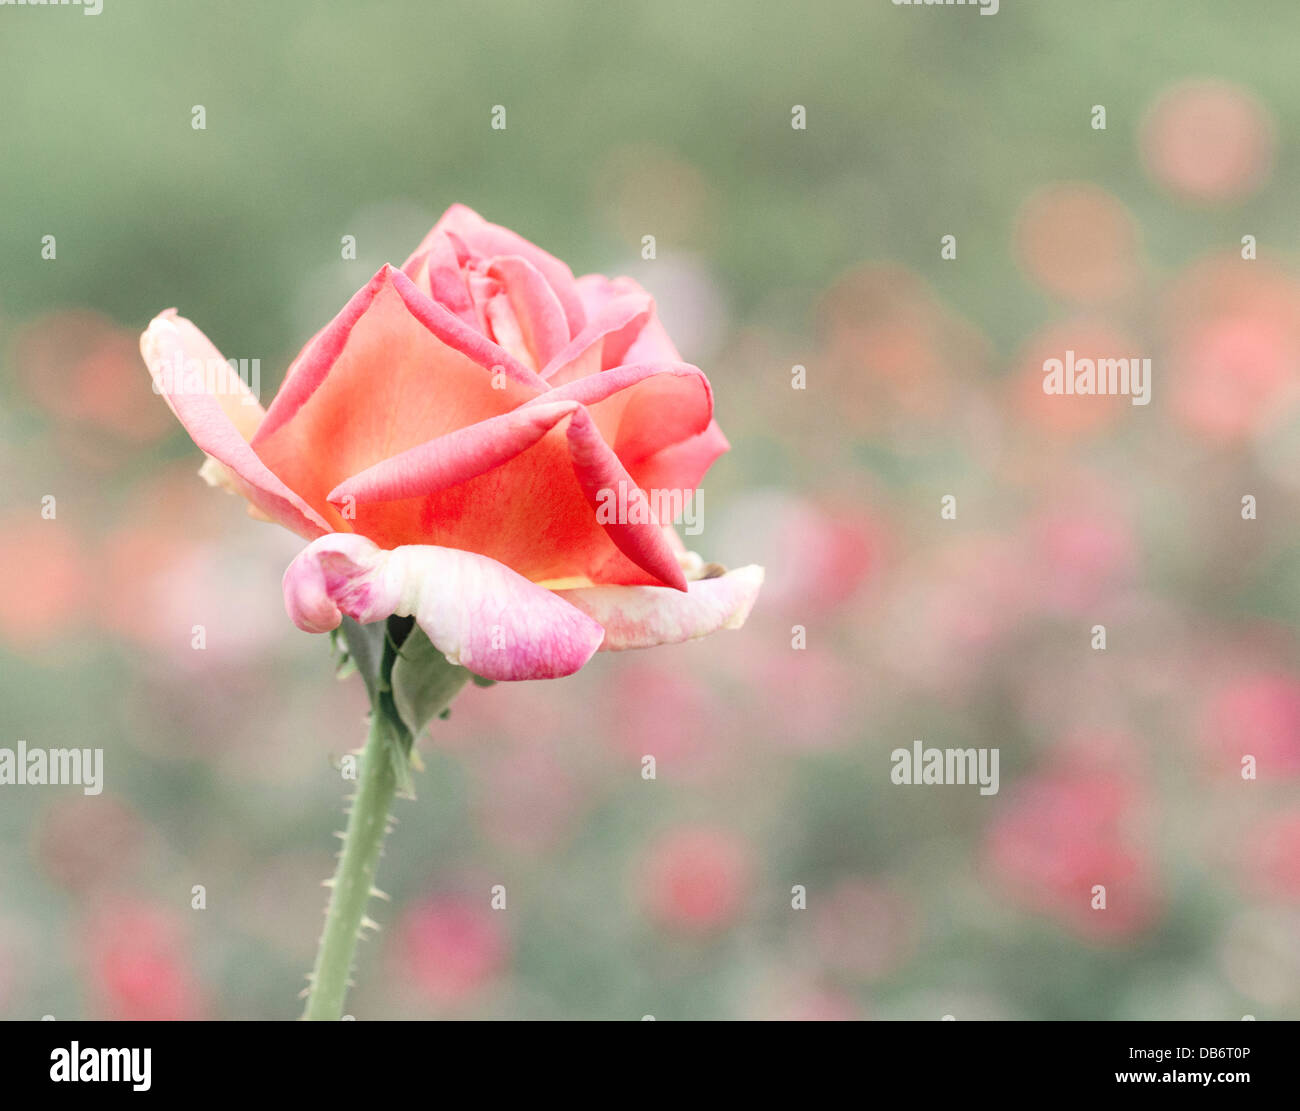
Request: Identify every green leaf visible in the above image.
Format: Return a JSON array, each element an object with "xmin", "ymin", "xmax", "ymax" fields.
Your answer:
[
  {"xmin": 337, "ymin": 617, "xmax": 386, "ymax": 706},
  {"xmin": 329, "ymin": 617, "xmax": 472, "ymax": 803},
  {"xmin": 389, "ymin": 624, "xmax": 469, "ymax": 741}
]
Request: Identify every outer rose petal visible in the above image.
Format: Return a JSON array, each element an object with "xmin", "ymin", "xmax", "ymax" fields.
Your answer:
[
  {"xmin": 530, "ymin": 362, "xmax": 713, "ymax": 466},
  {"xmin": 555, "ymin": 565, "xmax": 764, "ymax": 651},
  {"xmin": 622, "ymin": 312, "xmax": 684, "ymax": 366},
  {"xmin": 140, "ymin": 311, "xmax": 331, "ymax": 539},
  {"xmin": 565, "ymin": 408, "xmax": 687, "ymax": 590},
  {"xmin": 573, "ymin": 273, "xmax": 681, "ymax": 362},
  {"xmin": 282, "ymin": 534, "xmax": 605, "ymax": 681},
  {"xmin": 629, "ymin": 419, "xmax": 731, "ymax": 494}
]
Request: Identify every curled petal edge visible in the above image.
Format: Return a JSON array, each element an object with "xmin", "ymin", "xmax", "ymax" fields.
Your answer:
[
  {"xmin": 555, "ymin": 564, "xmax": 765, "ymax": 652},
  {"xmin": 283, "ymin": 534, "xmax": 604, "ymax": 681},
  {"xmin": 283, "ymin": 535, "xmax": 764, "ymax": 678}
]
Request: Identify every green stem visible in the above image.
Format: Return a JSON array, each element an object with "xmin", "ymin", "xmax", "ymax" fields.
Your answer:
[
  {"xmin": 302, "ymin": 710, "xmax": 398, "ymax": 1021},
  {"xmin": 302, "ymin": 618, "xmax": 472, "ymax": 1020}
]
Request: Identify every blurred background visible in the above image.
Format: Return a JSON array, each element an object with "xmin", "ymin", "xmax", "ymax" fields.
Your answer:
[{"xmin": 2, "ymin": 0, "xmax": 1300, "ymax": 1020}]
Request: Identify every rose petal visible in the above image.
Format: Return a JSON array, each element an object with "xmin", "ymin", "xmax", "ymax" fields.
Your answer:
[
  {"xmin": 250, "ymin": 266, "xmax": 545, "ymax": 529},
  {"xmin": 403, "ymin": 204, "xmax": 586, "ymax": 337},
  {"xmin": 487, "ymin": 255, "xmax": 570, "ymax": 370},
  {"xmin": 541, "ymin": 285, "xmax": 653, "ymax": 385},
  {"xmin": 325, "ymin": 400, "xmax": 687, "ymax": 590},
  {"xmin": 529, "ymin": 362, "xmax": 713, "ymax": 465},
  {"xmin": 282, "ymin": 534, "xmax": 605, "ymax": 681},
  {"xmin": 404, "ymin": 231, "xmax": 479, "ymax": 329},
  {"xmin": 328, "ymin": 400, "xmax": 582, "ymax": 504},
  {"xmin": 628, "ymin": 419, "xmax": 731, "ymax": 494},
  {"xmin": 622, "ymin": 312, "xmax": 684, "ymax": 366},
  {"xmin": 556, "ymin": 565, "xmax": 764, "ymax": 651},
  {"xmin": 140, "ymin": 311, "xmax": 330, "ymax": 539},
  {"xmin": 564, "ymin": 408, "xmax": 687, "ymax": 590},
  {"xmin": 574, "ymin": 273, "xmax": 682, "ymax": 363}
]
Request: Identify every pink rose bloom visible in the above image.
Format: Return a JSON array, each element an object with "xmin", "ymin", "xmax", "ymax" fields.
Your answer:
[{"xmin": 141, "ymin": 205, "xmax": 762, "ymax": 680}]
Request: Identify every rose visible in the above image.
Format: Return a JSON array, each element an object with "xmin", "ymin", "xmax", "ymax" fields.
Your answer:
[
  {"xmin": 140, "ymin": 205, "xmax": 766, "ymax": 1021},
  {"xmin": 140, "ymin": 205, "xmax": 762, "ymax": 680}
]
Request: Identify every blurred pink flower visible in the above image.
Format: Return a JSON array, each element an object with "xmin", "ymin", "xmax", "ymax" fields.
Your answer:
[
  {"xmin": 1014, "ymin": 184, "xmax": 1143, "ymax": 303},
  {"xmin": 749, "ymin": 644, "xmax": 859, "ymax": 751},
  {"xmin": 82, "ymin": 901, "xmax": 205, "ymax": 1020},
  {"xmin": 93, "ymin": 465, "xmax": 302, "ymax": 657},
  {"xmin": 717, "ymin": 490, "xmax": 879, "ymax": 618},
  {"xmin": 1025, "ymin": 502, "xmax": 1137, "ymax": 616},
  {"xmin": 393, "ymin": 895, "xmax": 507, "ymax": 1004},
  {"xmin": 1201, "ymin": 671, "xmax": 1300, "ymax": 778},
  {"xmin": 1161, "ymin": 255, "xmax": 1300, "ymax": 443},
  {"xmin": 639, "ymin": 826, "xmax": 752, "ymax": 935},
  {"xmin": 12, "ymin": 310, "xmax": 174, "ymax": 445},
  {"xmin": 1009, "ymin": 319, "xmax": 1142, "ymax": 442},
  {"xmin": 1140, "ymin": 79, "xmax": 1275, "ymax": 204},
  {"xmin": 0, "ymin": 514, "xmax": 89, "ymax": 648},
  {"xmin": 818, "ymin": 264, "xmax": 989, "ymax": 430},
  {"xmin": 603, "ymin": 661, "xmax": 741, "ymax": 776},
  {"xmin": 984, "ymin": 767, "xmax": 1160, "ymax": 940},
  {"xmin": 882, "ymin": 533, "xmax": 1031, "ymax": 695}
]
